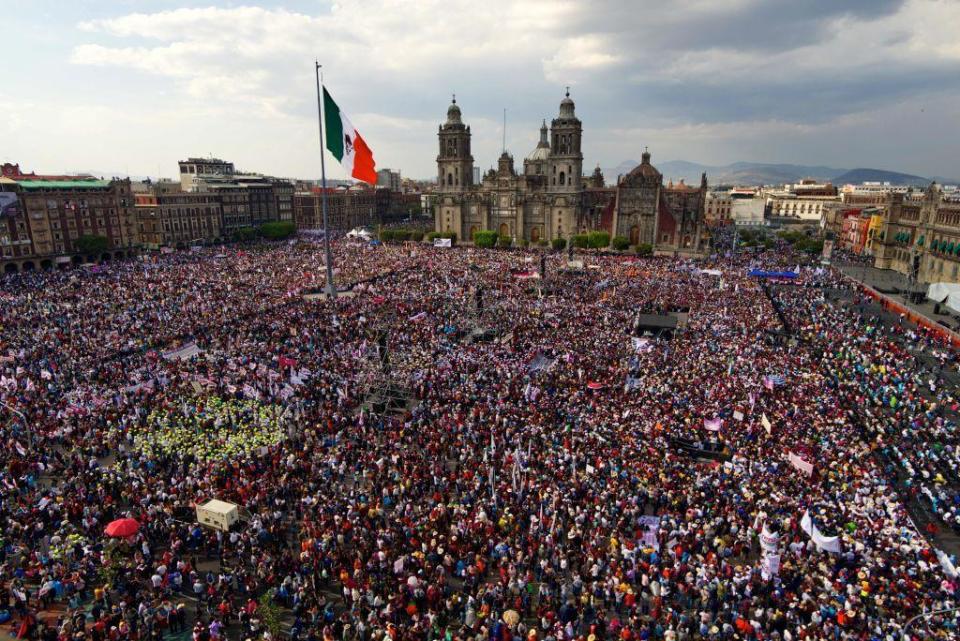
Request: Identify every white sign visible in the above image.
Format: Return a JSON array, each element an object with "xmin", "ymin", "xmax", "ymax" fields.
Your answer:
[
  {"xmin": 434, "ymin": 238, "xmax": 452, "ymax": 248},
  {"xmin": 761, "ymin": 553, "xmax": 781, "ymax": 577},
  {"xmin": 761, "ymin": 414, "xmax": 772, "ymax": 435},
  {"xmin": 788, "ymin": 452, "xmax": 814, "ymax": 477}
]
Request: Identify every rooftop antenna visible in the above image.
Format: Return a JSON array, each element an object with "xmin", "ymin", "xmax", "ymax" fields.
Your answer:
[
  {"xmin": 452, "ymin": 92, "xmax": 456, "ymax": 104},
  {"xmin": 502, "ymin": 108, "xmax": 507, "ymax": 154}
]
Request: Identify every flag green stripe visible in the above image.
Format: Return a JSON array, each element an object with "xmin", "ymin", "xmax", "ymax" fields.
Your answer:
[{"xmin": 323, "ymin": 87, "xmax": 344, "ymax": 162}]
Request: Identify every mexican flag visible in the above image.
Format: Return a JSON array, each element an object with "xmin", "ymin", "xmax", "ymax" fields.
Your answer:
[{"xmin": 323, "ymin": 87, "xmax": 377, "ymax": 184}]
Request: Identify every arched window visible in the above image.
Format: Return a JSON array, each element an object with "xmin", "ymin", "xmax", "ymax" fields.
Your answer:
[
  {"xmin": 499, "ymin": 223, "xmax": 509, "ymax": 237},
  {"xmin": 447, "ymin": 173, "xmax": 453, "ymax": 186},
  {"xmin": 630, "ymin": 226, "xmax": 640, "ymax": 245},
  {"xmin": 559, "ymin": 171, "xmax": 565, "ymax": 185}
]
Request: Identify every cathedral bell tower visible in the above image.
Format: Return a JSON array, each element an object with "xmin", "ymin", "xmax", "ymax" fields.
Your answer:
[
  {"xmin": 437, "ymin": 95, "xmax": 474, "ymax": 192},
  {"xmin": 548, "ymin": 88, "xmax": 583, "ymax": 193}
]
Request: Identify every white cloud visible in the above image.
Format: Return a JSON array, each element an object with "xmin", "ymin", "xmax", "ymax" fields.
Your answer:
[
  {"xmin": 41, "ymin": 0, "xmax": 960, "ymax": 179},
  {"xmin": 543, "ymin": 35, "xmax": 622, "ymax": 85}
]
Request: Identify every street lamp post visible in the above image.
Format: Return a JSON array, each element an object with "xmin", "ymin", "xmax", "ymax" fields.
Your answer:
[{"xmin": 902, "ymin": 606, "xmax": 960, "ymax": 640}]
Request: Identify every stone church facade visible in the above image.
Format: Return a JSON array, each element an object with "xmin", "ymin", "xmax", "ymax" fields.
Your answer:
[{"xmin": 433, "ymin": 93, "xmax": 708, "ymax": 253}]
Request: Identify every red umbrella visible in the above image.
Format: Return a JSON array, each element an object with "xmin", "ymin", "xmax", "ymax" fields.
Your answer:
[{"xmin": 104, "ymin": 518, "xmax": 140, "ymax": 538}]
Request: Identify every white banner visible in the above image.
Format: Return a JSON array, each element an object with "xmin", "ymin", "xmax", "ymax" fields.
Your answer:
[
  {"xmin": 761, "ymin": 414, "xmax": 772, "ymax": 435},
  {"xmin": 759, "ymin": 524, "xmax": 780, "ymax": 553},
  {"xmin": 434, "ymin": 238, "xmax": 452, "ymax": 248},
  {"xmin": 788, "ymin": 452, "xmax": 814, "ymax": 477},
  {"xmin": 761, "ymin": 553, "xmax": 781, "ymax": 577},
  {"xmin": 800, "ymin": 510, "xmax": 841, "ymax": 553},
  {"xmin": 162, "ymin": 341, "xmax": 202, "ymax": 361}
]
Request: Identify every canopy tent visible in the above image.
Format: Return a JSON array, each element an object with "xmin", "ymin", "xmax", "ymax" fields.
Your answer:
[
  {"xmin": 747, "ymin": 269, "xmax": 798, "ymax": 279},
  {"xmin": 928, "ymin": 282, "xmax": 960, "ymax": 314}
]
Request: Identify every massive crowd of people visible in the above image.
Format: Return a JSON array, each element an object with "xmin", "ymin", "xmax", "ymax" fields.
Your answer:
[{"xmin": 1, "ymin": 236, "xmax": 959, "ymax": 641}]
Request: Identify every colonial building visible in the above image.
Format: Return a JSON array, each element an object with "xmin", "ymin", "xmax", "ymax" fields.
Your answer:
[
  {"xmin": 432, "ymin": 93, "xmax": 708, "ymax": 252},
  {"xmin": 875, "ymin": 184, "xmax": 960, "ymax": 284},
  {"xmin": 1, "ymin": 175, "xmax": 137, "ymax": 273},
  {"xmin": 705, "ymin": 191, "xmax": 733, "ymax": 226},
  {"xmin": 179, "ymin": 157, "xmax": 236, "ymax": 192},
  {"xmin": 293, "ymin": 182, "xmax": 419, "ymax": 232},
  {"xmin": 133, "ymin": 180, "xmax": 223, "ymax": 249}
]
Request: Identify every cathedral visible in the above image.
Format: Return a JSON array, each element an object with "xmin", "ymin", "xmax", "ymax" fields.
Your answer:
[{"xmin": 432, "ymin": 92, "xmax": 710, "ymax": 254}]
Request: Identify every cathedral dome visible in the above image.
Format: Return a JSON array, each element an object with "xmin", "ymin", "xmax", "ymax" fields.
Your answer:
[
  {"xmin": 625, "ymin": 149, "xmax": 661, "ymax": 181},
  {"xmin": 525, "ymin": 120, "xmax": 550, "ymax": 161},
  {"xmin": 559, "ymin": 88, "xmax": 575, "ymax": 118},
  {"xmin": 446, "ymin": 96, "xmax": 462, "ymax": 125}
]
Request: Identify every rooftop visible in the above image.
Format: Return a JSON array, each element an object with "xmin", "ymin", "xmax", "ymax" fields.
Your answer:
[{"xmin": 17, "ymin": 179, "xmax": 112, "ymax": 191}]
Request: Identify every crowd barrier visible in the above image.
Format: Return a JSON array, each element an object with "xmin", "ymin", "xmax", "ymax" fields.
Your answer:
[{"xmin": 855, "ymin": 280, "xmax": 960, "ymax": 347}]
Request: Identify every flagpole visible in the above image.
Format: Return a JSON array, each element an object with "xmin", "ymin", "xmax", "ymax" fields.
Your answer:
[{"xmin": 315, "ymin": 61, "xmax": 337, "ymax": 301}]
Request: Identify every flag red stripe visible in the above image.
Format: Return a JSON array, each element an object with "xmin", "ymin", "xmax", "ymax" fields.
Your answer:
[{"xmin": 351, "ymin": 131, "xmax": 377, "ymax": 184}]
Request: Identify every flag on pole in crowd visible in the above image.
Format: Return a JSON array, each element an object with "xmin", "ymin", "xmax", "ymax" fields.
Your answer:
[
  {"xmin": 761, "ymin": 414, "xmax": 772, "ymax": 435},
  {"xmin": 763, "ymin": 374, "xmax": 785, "ymax": 390},
  {"xmin": 323, "ymin": 87, "xmax": 377, "ymax": 184},
  {"xmin": 704, "ymin": 417, "xmax": 722, "ymax": 432}
]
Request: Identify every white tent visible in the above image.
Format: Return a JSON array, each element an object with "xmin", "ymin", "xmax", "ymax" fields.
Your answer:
[{"xmin": 927, "ymin": 282, "xmax": 960, "ymax": 313}]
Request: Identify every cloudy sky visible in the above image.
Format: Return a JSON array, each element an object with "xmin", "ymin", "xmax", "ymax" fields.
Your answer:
[{"xmin": 3, "ymin": 0, "xmax": 959, "ymax": 181}]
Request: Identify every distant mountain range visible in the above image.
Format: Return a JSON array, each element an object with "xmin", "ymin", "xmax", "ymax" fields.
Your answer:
[{"xmin": 602, "ymin": 160, "xmax": 955, "ymax": 188}]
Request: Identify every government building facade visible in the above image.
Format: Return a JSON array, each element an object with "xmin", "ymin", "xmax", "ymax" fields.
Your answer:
[{"xmin": 432, "ymin": 92, "xmax": 709, "ymax": 253}]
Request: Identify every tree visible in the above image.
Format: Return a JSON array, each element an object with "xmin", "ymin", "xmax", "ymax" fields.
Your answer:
[
  {"xmin": 233, "ymin": 227, "xmax": 258, "ymax": 242},
  {"xmin": 474, "ymin": 230, "xmax": 497, "ymax": 248},
  {"xmin": 258, "ymin": 592, "xmax": 283, "ymax": 637},
  {"xmin": 611, "ymin": 235, "xmax": 630, "ymax": 251},
  {"xmin": 635, "ymin": 243, "xmax": 653, "ymax": 257},
  {"xmin": 497, "ymin": 235, "xmax": 512, "ymax": 248},
  {"xmin": 552, "ymin": 238, "xmax": 567, "ymax": 250},
  {"xmin": 587, "ymin": 231, "xmax": 610, "ymax": 249},
  {"xmin": 259, "ymin": 221, "xmax": 296, "ymax": 239},
  {"xmin": 75, "ymin": 234, "xmax": 109, "ymax": 254},
  {"xmin": 572, "ymin": 234, "xmax": 590, "ymax": 249},
  {"xmin": 410, "ymin": 230, "xmax": 425, "ymax": 242}
]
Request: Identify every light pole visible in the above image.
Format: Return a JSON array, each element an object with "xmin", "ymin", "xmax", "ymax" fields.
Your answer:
[
  {"xmin": 2, "ymin": 400, "xmax": 31, "ymax": 449},
  {"xmin": 902, "ymin": 606, "xmax": 960, "ymax": 640}
]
